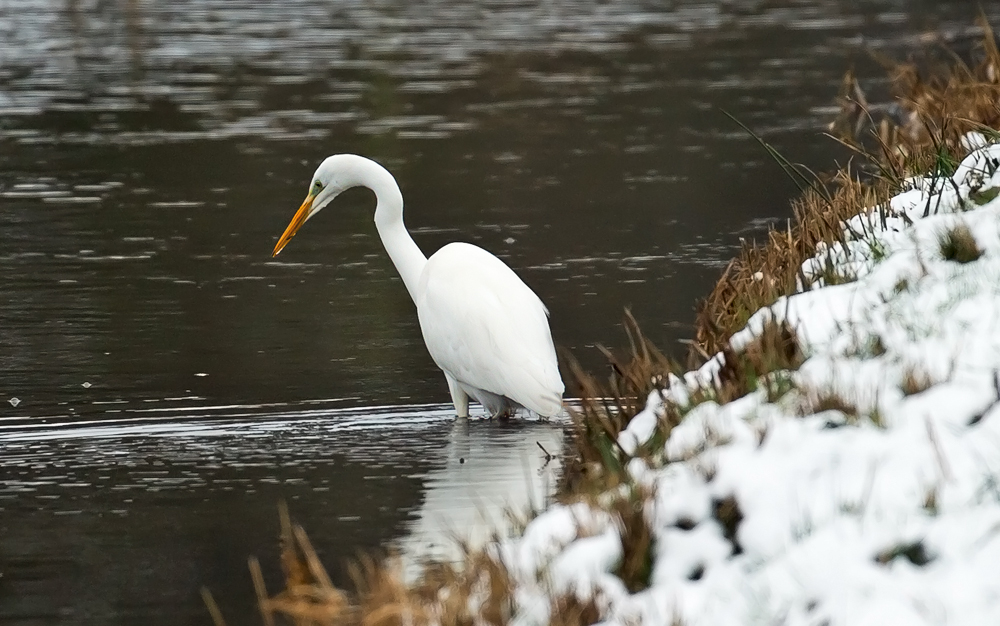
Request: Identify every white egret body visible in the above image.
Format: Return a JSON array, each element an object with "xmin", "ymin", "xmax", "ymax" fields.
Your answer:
[{"xmin": 273, "ymin": 154, "xmax": 564, "ymax": 418}]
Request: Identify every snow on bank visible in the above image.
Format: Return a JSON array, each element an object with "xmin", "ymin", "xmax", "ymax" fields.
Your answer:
[{"xmin": 500, "ymin": 138, "xmax": 1000, "ymax": 625}]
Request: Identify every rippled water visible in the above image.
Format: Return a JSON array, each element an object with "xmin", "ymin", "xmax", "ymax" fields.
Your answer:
[
  {"xmin": 1, "ymin": 399, "xmax": 562, "ymax": 623},
  {"xmin": 2, "ymin": 1, "xmax": 997, "ymax": 624}
]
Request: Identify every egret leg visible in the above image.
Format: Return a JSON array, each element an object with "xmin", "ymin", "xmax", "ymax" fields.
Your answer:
[{"xmin": 444, "ymin": 373, "xmax": 469, "ymax": 419}]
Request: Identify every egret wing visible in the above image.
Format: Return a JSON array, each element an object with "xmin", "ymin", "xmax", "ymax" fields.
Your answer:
[{"xmin": 416, "ymin": 242, "xmax": 563, "ymax": 416}]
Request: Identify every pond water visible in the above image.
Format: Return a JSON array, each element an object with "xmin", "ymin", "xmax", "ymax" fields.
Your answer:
[{"xmin": 1, "ymin": 1, "xmax": 996, "ymax": 624}]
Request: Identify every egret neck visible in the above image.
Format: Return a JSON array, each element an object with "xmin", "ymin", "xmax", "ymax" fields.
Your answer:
[{"xmin": 363, "ymin": 160, "xmax": 427, "ymax": 303}]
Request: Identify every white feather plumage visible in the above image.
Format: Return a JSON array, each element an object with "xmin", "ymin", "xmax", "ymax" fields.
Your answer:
[{"xmin": 417, "ymin": 242, "xmax": 563, "ymax": 417}]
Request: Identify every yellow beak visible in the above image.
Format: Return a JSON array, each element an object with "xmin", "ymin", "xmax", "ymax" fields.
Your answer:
[{"xmin": 272, "ymin": 194, "xmax": 314, "ymax": 257}]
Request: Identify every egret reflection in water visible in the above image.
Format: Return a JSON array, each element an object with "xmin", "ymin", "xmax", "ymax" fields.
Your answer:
[{"xmin": 397, "ymin": 417, "xmax": 563, "ymax": 571}]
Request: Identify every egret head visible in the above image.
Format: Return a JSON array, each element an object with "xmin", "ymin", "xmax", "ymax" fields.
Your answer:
[{"xmin": 272, "ymin": 155, "xmax": 365, "ymax": 256}]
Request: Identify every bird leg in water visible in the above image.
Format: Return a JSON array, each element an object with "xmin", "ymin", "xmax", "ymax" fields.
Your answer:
[{"xmin": 445, "ymin": 374, "xmax": 469, "ymax": 419}]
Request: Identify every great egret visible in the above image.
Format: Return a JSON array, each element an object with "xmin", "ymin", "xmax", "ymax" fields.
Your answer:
[{"xmin": 272, "ymin": 154, "xmax": 564, "ymax": 419}]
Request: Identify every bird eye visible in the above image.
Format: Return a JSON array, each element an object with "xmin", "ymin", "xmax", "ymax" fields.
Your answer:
[{"xmin": 312, "ymin": 181, "xmax": 324, "ymax": 193}]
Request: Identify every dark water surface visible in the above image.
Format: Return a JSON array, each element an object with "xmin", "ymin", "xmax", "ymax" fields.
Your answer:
[{"xmin": 1, "ymin": 1, "xmax": 996, "ymax": 624}]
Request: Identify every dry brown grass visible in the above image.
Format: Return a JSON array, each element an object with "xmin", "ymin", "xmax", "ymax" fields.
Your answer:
[
  {"xmin": 900, "ymin": 365, "xmax": 935, "ymax": 396},
  {"xmin": 233, "ymin": 503, "xmax": 354, "ymax": 626},
  {"xmin": 833, "ymin": 14, "xmax": 1000, "ymax": 180},
  {"xmin": 797, "ymin": 386, "xmax": 886, "ymax": 428},
  {"xmin": 714, "ymin": 317, "xmax": 804, "ymax": 405},
  {"xmin": 214, "ymin": 509, "xmax": 618, "ymax": 626},
  {"xmin": 693, "ymin": 16, "xmax": 1000, "ymax": 357},
  {"xmin": 564, "ymin": 313, "xmax": 803, "ymax": 495},
  {"xmin": 800, "ymin": 389, "xmax": 862, "ymax": 420},
  {"xmin": 561, "ymin": 311, "xmax": 684, "ymax": 494},
  {"xmin": 608, "ymin": 483, "xmax": 655, "ymax": 593},
  {"xmin": 711, "ymin": 495, "xmax": 744, "ymax": 556},
  {"xmin": 693, "ymin": 176, "xmax": 891, "ymax": 356},
  {"xmin": 548, "ymin": 594, "xmax": 602, "ymax": 626},
  {"xmin": 212, "ymin": 506, "xmax": 519, "ymax": 626},
  {"xmin": 939, "ymin": 223, "xmax": 983, "ymax": 263}
]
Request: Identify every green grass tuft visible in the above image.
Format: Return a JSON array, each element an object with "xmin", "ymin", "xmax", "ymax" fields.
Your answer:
[{"xmin": 970, "ymin": 186, "xmax": 1000, "ymax": 206}]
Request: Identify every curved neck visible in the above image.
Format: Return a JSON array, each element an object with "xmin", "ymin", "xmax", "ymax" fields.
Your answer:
[{"xmin": 358, "ymin": 159, "xmax": 426, "ymax": 303}]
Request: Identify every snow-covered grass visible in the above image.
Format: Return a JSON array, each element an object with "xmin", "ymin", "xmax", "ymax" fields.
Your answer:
[{"xmin": 497, "ymin": 138, "xmax": 1000, "ymax": 626}]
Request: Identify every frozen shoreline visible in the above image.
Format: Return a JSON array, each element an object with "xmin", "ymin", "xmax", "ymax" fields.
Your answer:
[{"xmin": 493, "ymin": 136, "xmax": 1000, "ymax": 625}]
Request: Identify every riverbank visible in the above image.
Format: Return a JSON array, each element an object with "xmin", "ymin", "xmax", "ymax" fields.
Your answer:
[
  {"xmin": 228, "ymin": 18, "xmax": 1000, "ymax": 626},
  {"xmin": 507, "ymin": 134, "xmax": 1000, "ymax": 625}
]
